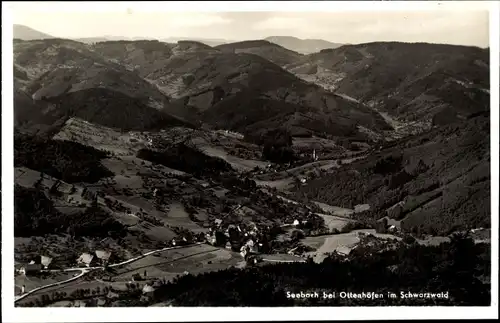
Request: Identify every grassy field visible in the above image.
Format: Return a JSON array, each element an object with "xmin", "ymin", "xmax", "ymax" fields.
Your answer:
[
  {"xmin": 303, "ymin": 229, "xmax": 402, "ymax": 263},
  {"xmin": 16, "ymin": 277, "xmax": 108, "ymax": 306},
  {"xmin": 198, "ymin": 144, "xmax": 267, "ymax": 172},
  {"xmin": 313, "ymin": 201, "xmax": 354, "ymax": 217},
  {"xmin": 113, "ymin": 244, "xmax": 240, "ymax": 281},
  {"xmin": 52, "ymin": 118, "xmax": 138, "ymax": 156},
  {"xmin": 162, "ymin": 203, "xmax": 207, "ymax": 233},
  {"xmin": 16, "ymin": 243, "xmax": 242, "ymax": 306},
  {"xmin": 254, "ymin": 178, "xmax": 294, "ymax": 191},
  {"xmin": 15, "ymin": 167, "xmax": 57, "ymax": 189},
  {"xmin": 259, "ymin": 254, "xmax": 307, "ymax": 263},
  {"xmin": 15, "ymin": 271, "xmax": 76, "ymax": 295},
  {"xmin": 317, "ymin": 214, "xmax": 355, "ymax": 232}
]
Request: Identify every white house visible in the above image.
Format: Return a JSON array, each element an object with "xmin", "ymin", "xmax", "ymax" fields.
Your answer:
[
  {"xmin": 240, "ymin": 246, "xmax": 247, "ymax": 258},
  {"xmin": 40, "ymin": 255, "xmax": 53, "ymax": 269},
  {"xmin": 77, "ymin": 253, "xmax": 95, "ymax": 267},
  {"xmin": 388, "ymin": 225, "xmax": 397, "ymax": 233},
  {"xmin": 95, "ymin": 250, "xmax": 112, "ymax": 265},
  {"xmin": 247, "ymin": 239, "xmax": 257, "ymax": 253},
  {"xmin": 142, "ymin": 284, "xmax": 155, "ymax": 294}
]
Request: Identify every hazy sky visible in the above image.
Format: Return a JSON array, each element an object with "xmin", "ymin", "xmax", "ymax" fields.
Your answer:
[{"xmin": 8, "ymin": 2, "xmax": 490, "ymax": 47}]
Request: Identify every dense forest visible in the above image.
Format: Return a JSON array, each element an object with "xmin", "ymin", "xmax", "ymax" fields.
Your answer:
[
  {"xmin": 137, "ymin": 143, "xmax": 233, "ymax": 177},
  {"xmin": 244, "ymin": 127, "xmax": 296, "ymax": 163},
  {"xmin": 146, "ymin": 234, "xmax": 490, "ymax": 306},
  {"xmin": 292, "ymin": 116, "xmax": 490, "ymax": 236},
  {"xmin": 14, "ymin": 185, "xmax": 125, "ymax": 238},
  {"xmin": 14, "ymin": 134, "xmax": 113, "ymax": 183}
]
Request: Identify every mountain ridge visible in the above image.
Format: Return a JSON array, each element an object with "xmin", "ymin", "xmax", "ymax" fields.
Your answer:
[
  {"xmin": 13, "ymin": 24, "xmax": 54, "ymax": 40},
  {"xmin": 265, "ymin": 36, "xmax": 343, "ymax": 54}
]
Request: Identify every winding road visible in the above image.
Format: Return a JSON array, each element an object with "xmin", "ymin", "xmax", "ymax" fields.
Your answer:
[{"xmin": 14, "ymin": 242, "xmax": 204, "ymax": 303}]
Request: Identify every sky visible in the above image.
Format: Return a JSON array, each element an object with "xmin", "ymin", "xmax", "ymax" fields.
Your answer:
[{"xmin": 7, "ymin": 1, "xmax": 491, "ymax": 47}]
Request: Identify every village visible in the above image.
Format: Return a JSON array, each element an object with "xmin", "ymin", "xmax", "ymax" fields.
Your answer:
[{"xmin": 13, "ymin": 118, "xmax": 418, "ymax": 307}]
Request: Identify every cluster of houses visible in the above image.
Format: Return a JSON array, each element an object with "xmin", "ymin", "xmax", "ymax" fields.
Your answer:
[
  {"xmin": 215, "ymin": 129, "xmax": 244, "ymax": 140},
  {"xmin": 43, "ymin": 180, "xmax": 103, "ymax": 206},
  {"xmin": 128, "ymin": 132, "xmax": 154, "ymax": 147},
  {"xmin": 15, "ymin": 255, "xmax": 53, "ymax": 276},
  {"xmin": 77, "ymin": 250, "xmax": 113, "ymax": 267},
  {"xmin": 204, "ymin": 217, "xmax": 265, "ymax": 258},
  {"xmin": 297, "ymin": 149, "xmax": 319, "ymax": 162},
  {"xmin": 15, "ymin": 250, "xmax": 114, "ymax": 278},
  {"xmin": 375, "ymin": 217, "xmax": 400, "ymax": 234}
]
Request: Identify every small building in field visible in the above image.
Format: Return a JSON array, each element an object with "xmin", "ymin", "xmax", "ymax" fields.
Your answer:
[
  {"xmin": 199, "ymin": 182, "xmax": 210, "ymax": 189},
  {"xmin": 95, "ymin": 250, "xmax": 112, "ymax": 265},
  {"xmin": 240, "ymin": 246, "xmax": 247, "ymax": 258},
  {"xmin": 40, "ymin": 255, "xmax": 53, "ymax": 269},
  {"xmin": 142, "ymin": 284, "xmax": 155, "ymax": 295},
  {"xmin": 29, "ymin": 255, "xmax": 53, "ymax": 269},
  {"xmin": 77, "ymin": 253, "xmax": 97, "ymax": 267}
]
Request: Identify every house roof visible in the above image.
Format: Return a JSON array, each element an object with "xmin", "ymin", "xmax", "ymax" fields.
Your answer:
[
  {"xmin": 95, "ymin": 250, "xmax": 112, "ymax": 260},
  {"xmin": 41, "ymin": 256, "xmax": 53, "ymax": 267},
  {"xmin": 142, "ymin": 284, "xmax": 155, "ymax": 294},
  {"xmin": 78, "ymin": 253, "xmax": 94, "ymax": 264}
]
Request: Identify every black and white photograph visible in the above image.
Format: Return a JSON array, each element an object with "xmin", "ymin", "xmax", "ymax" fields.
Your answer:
[{"xmin": 2, "ymin": 1, "xmax": 499, "ymax": 321}]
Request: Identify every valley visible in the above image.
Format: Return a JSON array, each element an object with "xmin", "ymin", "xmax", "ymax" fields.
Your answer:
[{"xmin": 12, "ymin": 31, "xmax": 491, "ymax": 307}]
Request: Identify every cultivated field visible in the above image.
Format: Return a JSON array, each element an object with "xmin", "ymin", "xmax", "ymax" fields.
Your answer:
[
  {"xmin": 15, "ymin": 271, "xmax": 76, "ymax": 295},
  {"xmin": 303, "ymin": 229, "xmax": 402, "ymax": 263}
]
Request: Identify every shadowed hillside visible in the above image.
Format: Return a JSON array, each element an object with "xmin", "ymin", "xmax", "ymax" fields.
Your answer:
[
  {"xmin": 25, "ymin": 65, "xmax": 169, "ymax": 109},
  {"xmin": 293, "ymin": 114, "xmax": 490, "ymax": 236},
  {"xmin": 287, "ymin": 42, "xmax": 489, "ymax": 124},
  {"xmin": 13, "ymin": 39, "xmax": 120, "ymax": 81},
  {"xmin": 91, "ymin": 40, "xmax": 177, "ymax": 76},
  {"xmin": 14, "ymin": 39, "xmax": 192, "ymax": 132},
  {"xmin": 215, "ymin": 40, "xmax": 303, "ymax": 66},
  {"xmin": 11, "ymin": 20, "xmax": 492, "ymax": 311},
  {"xmin": 42, "ymin": 88, "xmax": 191, "ymax": 131},
  {"xmin": 13, "ymin": 24, "xmax": 54, "ymax": 40},
  {"xmin": 146, "ymin": 50, "xmax": 391, "ymax": 138}
]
